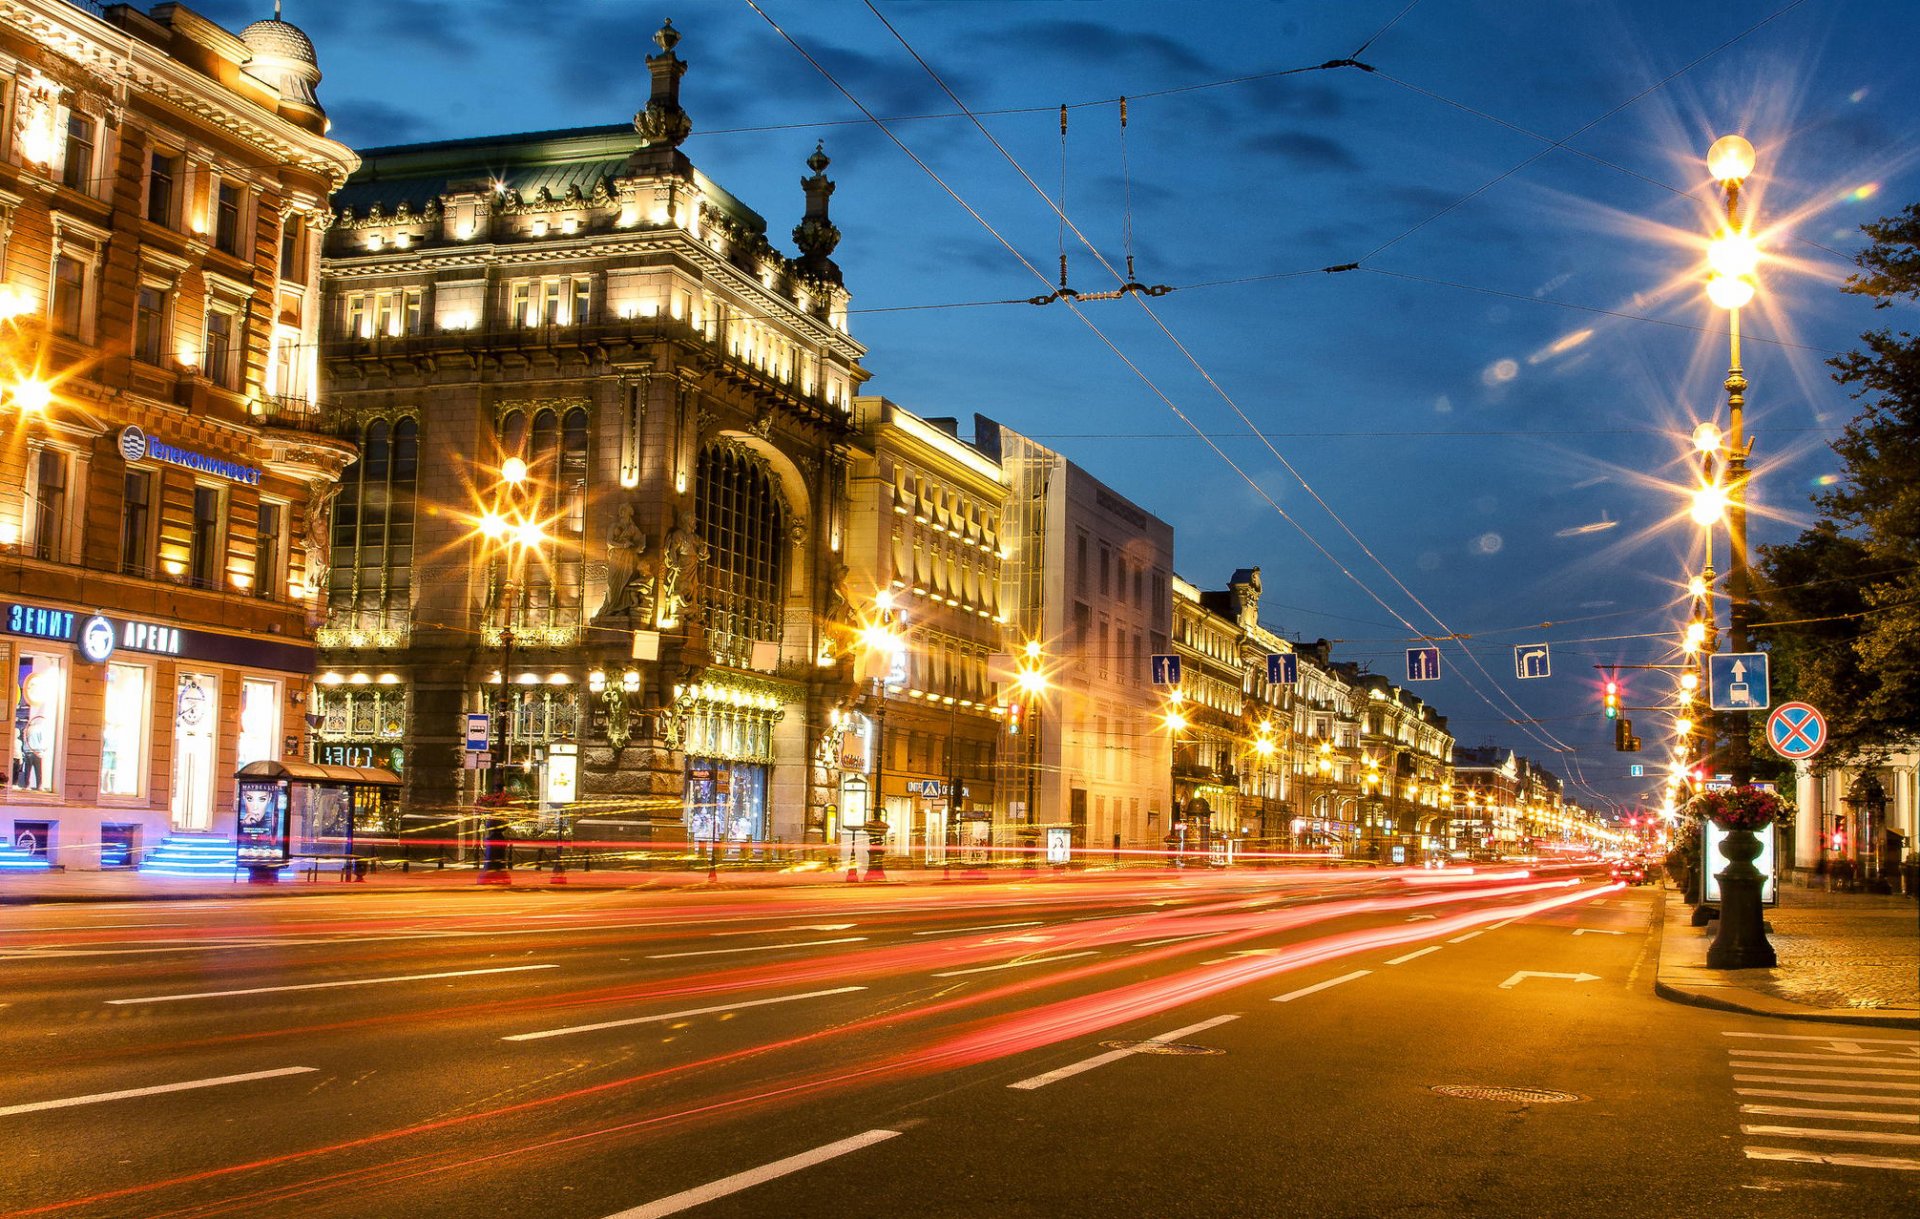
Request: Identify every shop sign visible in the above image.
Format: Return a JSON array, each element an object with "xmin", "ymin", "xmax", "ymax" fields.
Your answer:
[
  {"xmin": 78, "ymin": 615, "xmax": 116, "ymax": 662},
  {"xmin": 4, "ymin": 603, "xmax": 73, "ymax": 642},
  {"xmin": 837, "ymin": 717, "xmax": 870, "ymax": 771},
  {"xmin": 118, "ymin": 425, "xmax": 262, "ymax": 486},
  {"xmin": 119, "ymin": 620, "xmax": 183, "ymax": 656}
]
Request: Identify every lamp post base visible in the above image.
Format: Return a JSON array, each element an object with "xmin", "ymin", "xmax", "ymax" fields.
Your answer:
[{"xmin": 1707, "ymin": 826, "xmax": 1777, "ymax": 969}]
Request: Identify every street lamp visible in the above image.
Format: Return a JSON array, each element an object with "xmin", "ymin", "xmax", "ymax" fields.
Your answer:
[
  {"xmin": 1012, "ymin": 641, "xmax": 1048, "ymax": 850},
  {"xmin": 855, "ymin": 591, "xmax": 905, "ymax": 880}
]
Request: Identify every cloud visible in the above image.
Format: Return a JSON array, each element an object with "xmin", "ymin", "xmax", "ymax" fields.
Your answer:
[
  {"xmin": 326, "ymin": 98, "xmax": 438, "ymax": 149},
  {"xmin": 1006, "ymin": 20, "xmax": 1217, "ymax": 80},
  {"xmin": 1242, "ymin": 129, "xmax": 1360, "ymax": 173}
]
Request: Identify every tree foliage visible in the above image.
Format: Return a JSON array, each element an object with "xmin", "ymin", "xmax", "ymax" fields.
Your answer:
[{"xmin": 1756, "ymin": 203, "xmax": 1920, "ymax": 762}]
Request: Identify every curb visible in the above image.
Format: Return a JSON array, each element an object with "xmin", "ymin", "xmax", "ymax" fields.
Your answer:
[{"xmin": 1651, "ymin": 890, "xmax": 1920, "ymax": 1030}]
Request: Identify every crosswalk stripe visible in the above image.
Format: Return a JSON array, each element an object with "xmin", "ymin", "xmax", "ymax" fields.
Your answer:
[
  {"xmin": 1740, "ymin": 1124, "xmax": 1920, "ymax": 1146},
  {"xmin": 1744, "ymin": 1146, "xmax": 1920, "ymax": 1171},
  {"xmin": 1737, "ymin": 1088, "xmax": 1920, "ymax": 1105},
  {"xmin": 1741, "ymin": 1104, "xmax": 1919, "ymax": 1123},
  {"xmin": 1728, "ymin": 1062, "xmax": 1920, "ymax": 1078},
  {"xmin": 1734, "ymin": 1075, "xmax": 1920, "ymax": 1091},
  {"xmin": 1726, "ymin": 1032, "xmax": 1920, "ymax": 1047},
  {"xmin": 1731, "ymin": 1050, "xmax": 1920, "ymax": 1066}
]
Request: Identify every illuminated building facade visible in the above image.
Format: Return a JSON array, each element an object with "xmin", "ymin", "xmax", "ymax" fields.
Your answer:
[
  {"xmin": 1334, "ymin": 665, "xmax": 1454, "ymax": 862},
  {"xmin": 315, "ymin": 23, "xmax": 867, "ymax": 850},
  {"xmin": 836, "ymin": 401, "xmax": 1007, "ymax": 862},
  {"xmin": 973, "ymin": 415, "xmax": 1172, "ymax": 854},
  {"xmin": 1287, "ymin": 640, "xmax": 1363, "ymax": 854},
  {"xmin": 0, "ymin": 1, "xmax": 356, "ymax": 869}
]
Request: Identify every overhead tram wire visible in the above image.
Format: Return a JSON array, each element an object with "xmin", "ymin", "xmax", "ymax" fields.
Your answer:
[{"xmin": 850, "ymin": 4, "xmax": 1614, "ymax": 808}]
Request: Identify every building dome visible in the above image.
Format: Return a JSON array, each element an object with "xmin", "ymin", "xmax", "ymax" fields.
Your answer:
[
  {"xmin": 240, "ymin": 18, "xmax": 323, "ymax": 112},
  {"xmin": 240, "ymin": 19, "xmax": 316, "ymax": 65}
]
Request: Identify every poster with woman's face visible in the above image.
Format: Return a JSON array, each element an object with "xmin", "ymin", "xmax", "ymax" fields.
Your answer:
[{"xmin": 236, "ymin": 780, "xmax": 290, "ymax": 863}]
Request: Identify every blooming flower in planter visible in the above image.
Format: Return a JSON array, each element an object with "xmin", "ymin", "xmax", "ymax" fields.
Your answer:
[{"xmin": 1685, "ymin": 786, "xmax": 1794, "ymax": 832}]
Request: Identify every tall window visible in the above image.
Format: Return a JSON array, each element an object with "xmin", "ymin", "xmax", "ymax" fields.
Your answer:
[
  {"xmin": 501, "ymin": 407, "xmax": 586, "ymax": 623},
  {"xmin": 280, "ymin": 218, "xmax": 305, "ymax": 282},
  {"xmin": 254, "ymin": 501, "xmax": 284, "ymax": 599},
  {"xmin": 119, "ymin": 469, "xmax": 153, "ymax": 575},
  {"xmin": 329, "ymin": 417, "xmax": 419, "ymax": 625},
  {"xmin": 51, "ymin": 252, "xmax": 85, "ymax": 339},
  {"xmin": 695, "ymin": 444, "xmax": 787, "ymax": 666},
  {"xmin": 146, "ymin": 150, "xmax": 177, "ymax": 226},
  {"xmin": 188, "ymin": 485, "xmax": 222, "ymax": 589},
  {"xmin": 60, "ymin": 112, "xmax": 94, "ymax": 193},
  {"xmin": 27, "ymin": 449, "xmax": 69, "ymax": 562},
  {"xmin": 204, "ymin": 306, "xmax": 237, "ymax": 389},
  {"xmin": 99, "ymin": 663, "xmax": 148, "ymax": 797},
  {"xmin": 134, "ymin": 285, "xmax": 167, "ymax": 365},
  {"xmin": 214, "ymin": 182, "xmax": 242, "ymax": 256}
]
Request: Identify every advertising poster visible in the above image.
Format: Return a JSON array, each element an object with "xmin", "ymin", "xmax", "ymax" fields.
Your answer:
[{"xmin": 236, "ymin": 779, "xmax": 291, "ymax": 865}]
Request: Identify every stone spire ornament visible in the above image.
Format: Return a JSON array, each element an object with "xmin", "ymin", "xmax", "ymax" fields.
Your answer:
[
  {"xmin": 635, "ymin": 18, "xmax": 692, "ymax": 149},
  {"xmin": 792, "ymin": 142, "xmax": 842, "ymax": 285}
]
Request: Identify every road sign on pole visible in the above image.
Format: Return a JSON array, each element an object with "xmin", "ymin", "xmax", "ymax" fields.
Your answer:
[
  {"xmin": 1406, "ymin": 646, "xmax": 1441, "ymax": 682},
  {"xmin": 1766, "ymin": 701, "xmax": 1828, "ymax": 761},
  {"xmin": 1628, "ymin": 764, "xmax": 1644, "ymax": 778},
  {"xmin": 1150, "ymin": 654, "xmax": 1183, "ymax": 686},
  {"xmin": 464, "ymin": 712, "xmax": 491, "ymax": 753},
  {"xmin": 1266, "ymin": 653, "xmax": 1297, "ymax": 685},
  {"xmin": 1707, "ymin": 652, "xmax": 1770, "ymax": 711},
  {"xmin": 1514, "ymin": 644, "xmax": 1550, "ymax": 680}
]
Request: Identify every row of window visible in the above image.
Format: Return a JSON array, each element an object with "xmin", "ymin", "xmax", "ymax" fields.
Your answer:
[
  {"xmin": 19, "ymin": 445, "xmax": 288, "ymax": 596},
  {"xmin": 7, "ymin": 649, "xmax": 278, "ymax": 828}
]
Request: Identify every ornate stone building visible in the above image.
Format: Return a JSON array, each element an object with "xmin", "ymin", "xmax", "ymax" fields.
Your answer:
[
  {"xmin": 0, "ymin": 1, "xmax": 357, "ymax": 868},
  {"xmin": 1333, "ymin": 663, "xmax": 1454, "ymax": 862},
  {"xmin": 315, "ymin": 23, "xmax": 866, "ymax": 852}
]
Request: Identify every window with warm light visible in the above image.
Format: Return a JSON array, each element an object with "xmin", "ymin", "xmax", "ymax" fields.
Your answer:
[
  {"xmin": 132, "ymin": 283, "xmax": 169, "ymax": 366},
  {"xmin": 99, "ymin": 662, "xmax": 149, "ymax": 797},
  {"xmin": 146, "ymin": 150, "xmax": 179, "ymax": 227},
  {"xmin": 213, "ymin": 181, "xmax": 243, "ymax": 257},
  {"xmin": 204, "ymin": 304, "xmax": 240, "ymax": 389},
  {"xmin": 12, "ymin": 650, "xmax": 67, "ymax": 795},
  {"xmin": 25, "ymin": 448, "xmax": 74, "ymax": 563},
  {"xmin": 187, "ymin": 484, "xmax": 225, "ymax": 589},
  {"xmin": 59, "ymin": 112, "xmax": 94, "ymax": 194},
  {"xmin": 254, "ymin": 500, "xmax": 286, "ymax": 600},
  {"xmin": 330, "ymin": 417, "xmax": 419, "ymax": 625}
]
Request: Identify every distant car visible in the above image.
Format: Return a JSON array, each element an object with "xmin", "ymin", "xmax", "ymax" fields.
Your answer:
[{"xmin": 1610, "ymin": 860, "xmax": 1650, "ymax": 886}]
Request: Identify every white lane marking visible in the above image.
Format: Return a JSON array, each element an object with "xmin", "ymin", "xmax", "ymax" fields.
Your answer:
[
  {"xmin": 108, "ymin": 964, "xmax": 558, "ymax": 1005},
  {"xmin": 1735, "ymin": 1075, "xmax": 1920, "ymax": 1091},
  {"xmin": 1740, "ymin": 1124, "xmax": 1920, "ymax": 1145},
  {"xmin": 0, "ymin": 1067, "xmax": 316, "ymax": 1118},
  {"xmin": 1447, "ymin": 931, "xmax": 1483, "ymax": 944},
  {"xmin": 1742, "ymin": 1104, "xmax": 1919, "ymax": 1123},
  {"xmin": 1008, "ymin": 1014, "xmax": 1239, "ymax": 1091},
  {"xmin": 505, "ymin": 986, "xmax": 867, "ymax": 1042},
  {"xmin": 1738, "ymin": 1088, "xmax": 1920, "ymax": 1105},
  {"xmin": 1487, "ymin": 918, "xmax": 1518, "ymax": 929},
  {"xmin": 1728, "ymin": 1062, "xmax": 1920, "ymax": 1078},
  {"xmin": 1572, "ymin": 929, "xmax": 1623, "ymax": 936},
  {"xmin": 709, "ymin": 924, "xmax": 856, "ymax": 937},
  {"xmin": 1135, "ymin": 933, "xmax": 1214, "ymax": 947},
  {"xmin": 1726, "ymin": 1032, "xmax": 1920, "ymax": 1048},
  {"xmin": 1732, "ymin": 1051, "xmax": 1920, "ymax": 1066},
  {"xmin": 647, "ymin": 937, "xmax": 866, "ymax": 960},
  {"xmin": 1498, "ymin": 971, "xmax": 1600, "ymax": 990},
  {"xmin": 603, "ymin": 1129, "xmax": 902, "ymax": 1218},
  {"xmin": 1744, "ymin": 1146, "xmax": 1920, "ymax": 1171},
  {"xmin": 911, "ymin": 921, "xmax": 1042, "ymax": 937},
  {"xmin": 933, "ymin": 952, "xmax": 1099, "ymax": 978},
  {"xmin": 1385, "ymin": 946, "xmax": 1442, "ymax": 966},
  {"xmin": 1273, "ymin": 971, "xmax": 1372, "ymax": 1003}
]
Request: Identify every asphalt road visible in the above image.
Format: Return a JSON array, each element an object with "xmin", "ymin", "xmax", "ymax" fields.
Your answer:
[{"xmin": 0, "ymin": 867, "xmax": 1913, "ymax": 1218}]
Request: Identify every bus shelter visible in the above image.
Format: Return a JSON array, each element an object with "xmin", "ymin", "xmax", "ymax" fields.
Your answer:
[{"xmin": 234, "ymin": 759, "xmax": 401, "ymax": 882}]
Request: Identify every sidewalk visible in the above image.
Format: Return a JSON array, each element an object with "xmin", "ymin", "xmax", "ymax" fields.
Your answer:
[{"xmin": 1655, "ymin": 886, "xmax": 1920, "ymax": 1030}]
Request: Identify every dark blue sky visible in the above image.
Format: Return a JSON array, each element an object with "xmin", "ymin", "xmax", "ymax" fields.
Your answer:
[{"xmin": 233, "ymin": 0, "xmax": 1918, "ymax": 812}]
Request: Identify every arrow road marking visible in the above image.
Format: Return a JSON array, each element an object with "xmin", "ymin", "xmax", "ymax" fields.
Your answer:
[
  {"xmin": 1572, "ymin": 929, "xmax": 1624, "ymax": 936},
  {"xmin": 1499, "ymin": 971, "xmax": 1600, "ymax": 989}
]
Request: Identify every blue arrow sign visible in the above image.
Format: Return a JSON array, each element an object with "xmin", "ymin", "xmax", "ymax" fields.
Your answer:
[
  {"xmin": 1707, "ymin": 652, "xmax": 1770, "ymax": 712},
  {"xmin": 1628, "ymin": 764, "xmax": 1645, "ymax": 778},
  {"xmin": 1514, "ymin": 643, "xmax": 1551, "ymax": 680},
  {"xmin": 1266, "ymin": 653, "xmax": 1297, "ymax": 685},
  {"xmin": 1150, "ymin": 654, "xmax": 1182, "ymax": 686},
  {"xmin": 1406, "ymin": 646, "xmax": 1441, "ymax": 682}
]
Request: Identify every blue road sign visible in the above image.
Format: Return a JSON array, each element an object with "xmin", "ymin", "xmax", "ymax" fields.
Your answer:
[
  {"xmin": 1628, "ymin": 764, "xmax": 1645, "ymax": 778},
  {"xmin": 1514, "ymin": 643, "xmax": 1551, "ymax": 680},
  {"xmin": 1707, "ymin": 652, "xmax": 1770, "ymax": 712},
  {"xmin": 1766, "ymin": 702, "xmax": 1827, "ymax": 761},
  {"xmin": 464, "ymin": 712, "xmax": 491, "ymax": 752},
  {"xmin": 1150, "ymin": 654, "xmax": 1183, "ymax": 686},
  {"xmin": 1266, "ymin": 653, "xmax": 1297, "ymax": 685},
  {"xmin": 1406, "ymin": 646, "xmax": 1441, "ymax": 682}
]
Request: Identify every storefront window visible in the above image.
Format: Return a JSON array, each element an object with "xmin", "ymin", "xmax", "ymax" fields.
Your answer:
[
  {"xmin": 99, "ymin": 663, "xmax": 148, "ymax": 796},
  {"xmin": 684, "ymin": 760, "xmax": 768, "ymax": 848},
  {"xmin": 10, "ymin": 651, "xmax": 66, "ymax": 795},
  {"xmin": 313, "ymin": 687, "xmax": 405, "ymax": 772},
  {"xmin": 236, "ymin": 678, "xmax": 280, "ymax": 768},
  {"xmin": 170, "ymin": 672, "xmax": 218, "ymax": 830}
]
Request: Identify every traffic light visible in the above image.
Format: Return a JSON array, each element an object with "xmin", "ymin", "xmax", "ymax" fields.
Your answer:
[
  {"xmin": 1604, "ymin": 679, "xmax": 1619, "ymax": 719},
  {"xmin": 1005, "ymin": 701, "xmax": 1023, "ymax": 735}
]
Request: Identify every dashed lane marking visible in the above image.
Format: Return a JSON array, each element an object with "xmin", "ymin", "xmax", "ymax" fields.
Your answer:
[
  {"xmin": 0, "ymin": 1067, "xmax": 317, "ymax": 1118},
  {"xmin": 1008, "ymin": 1014, "xmax": 1239, "ymax": 1091},
  {"xmin": 505, "ymin": 987, "xmax": 867, "ymax": 1042},
  {"xmin": 933, "ymin": 952, "xmax": 1099, "ymax": 978},
  {"xmin": 602, "ymin": 1129, "xmax": 903, "ymax": 1218},
  {"xmin": 1385, "ymin": 946, "xmax": 1442, "ymax": 966},
  {"xmin": 108, "ymin": 964, "xmax": 558, "ymax": 1005},
  {"xmin": 1272, "ymin": 971, "xmax": 1372, "ymax": 1003}
]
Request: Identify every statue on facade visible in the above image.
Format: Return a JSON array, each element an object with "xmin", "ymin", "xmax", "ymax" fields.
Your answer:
[
  {"xmin": 597, "ymin": 502, "xmax": 650, "ymax": 620},
  {"xmin": 302, "ymin": 481, "xmax": 340, "ymax": 601},
  {"xmin": 656, "ymin": 507, "xmax": 708, "ymax": 626}
]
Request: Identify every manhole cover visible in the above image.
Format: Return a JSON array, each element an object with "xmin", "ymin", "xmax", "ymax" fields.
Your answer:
[
  {"xmin": 1099, "ymin": 1040, "xmax": 1224, "ymax": 1056},
  {"xmin": 1430, "ymin": 1084, "xmax": 1583, "ymax": 1104}
]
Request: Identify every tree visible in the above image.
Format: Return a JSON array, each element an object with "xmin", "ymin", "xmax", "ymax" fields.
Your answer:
[{"xmin": 1756, "ymin": 204, "xmax": 1920, "ymax": 761}]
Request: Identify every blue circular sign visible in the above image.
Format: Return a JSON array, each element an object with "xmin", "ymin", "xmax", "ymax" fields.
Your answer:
[
  {"xmin": 1766, "ymin": 702, "xmax": 1827, "ymax": 761},
  {"xmin": 118, "ymin": 426, "xmax": 148, "ymax": 463},
  {"xmin": 79, "ymin": 615, "xmax": 115, "ymax": 663}
]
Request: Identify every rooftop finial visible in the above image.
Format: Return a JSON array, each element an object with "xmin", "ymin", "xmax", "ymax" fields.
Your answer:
[
  {"xmin": 635, "ymin": 17, "xmax": 691, "ymax": 149},
  {"xmin": 793, "ymin": 141, "xmax": 841, "ymax": 285}
]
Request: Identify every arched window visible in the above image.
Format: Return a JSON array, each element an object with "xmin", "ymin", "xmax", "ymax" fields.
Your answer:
[
  {"xmin": 696, "ymin": 444, "xmax": 786, "ymax": 666},
  {"xmin": 493, "ymin": 406, "xmax": 587, "ymax": 625},
  {"xmin": 328, "ymin": 417, "xmax": 418, "ymax": 626}
]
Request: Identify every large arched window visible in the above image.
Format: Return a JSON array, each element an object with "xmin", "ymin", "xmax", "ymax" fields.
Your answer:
[
  {"xmin": 494, "ymin": 406, "xmax": 588, "ymax": 626},
  {"xmin": 696, "ymin": 443, "xmax": 787, "ymax": 666},
  {"xmin": 329, "ymin": 416, "xmax": 417, "ymax": 625}
]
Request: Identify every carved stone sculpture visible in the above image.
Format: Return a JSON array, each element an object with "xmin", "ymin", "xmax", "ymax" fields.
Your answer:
[{"xmin": 597, "ymin": 502, "xmax": 649, "ymax": 620}]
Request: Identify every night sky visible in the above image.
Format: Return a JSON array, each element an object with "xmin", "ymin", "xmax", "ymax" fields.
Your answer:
[{"xmin": 211, "ymin": 1, "xmax": 1919, "ymax": 812}]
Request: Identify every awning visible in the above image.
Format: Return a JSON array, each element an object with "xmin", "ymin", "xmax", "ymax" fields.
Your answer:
[{"xmin": 236, "ymin": 759, "xmax": 402, "ymax": 787}]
